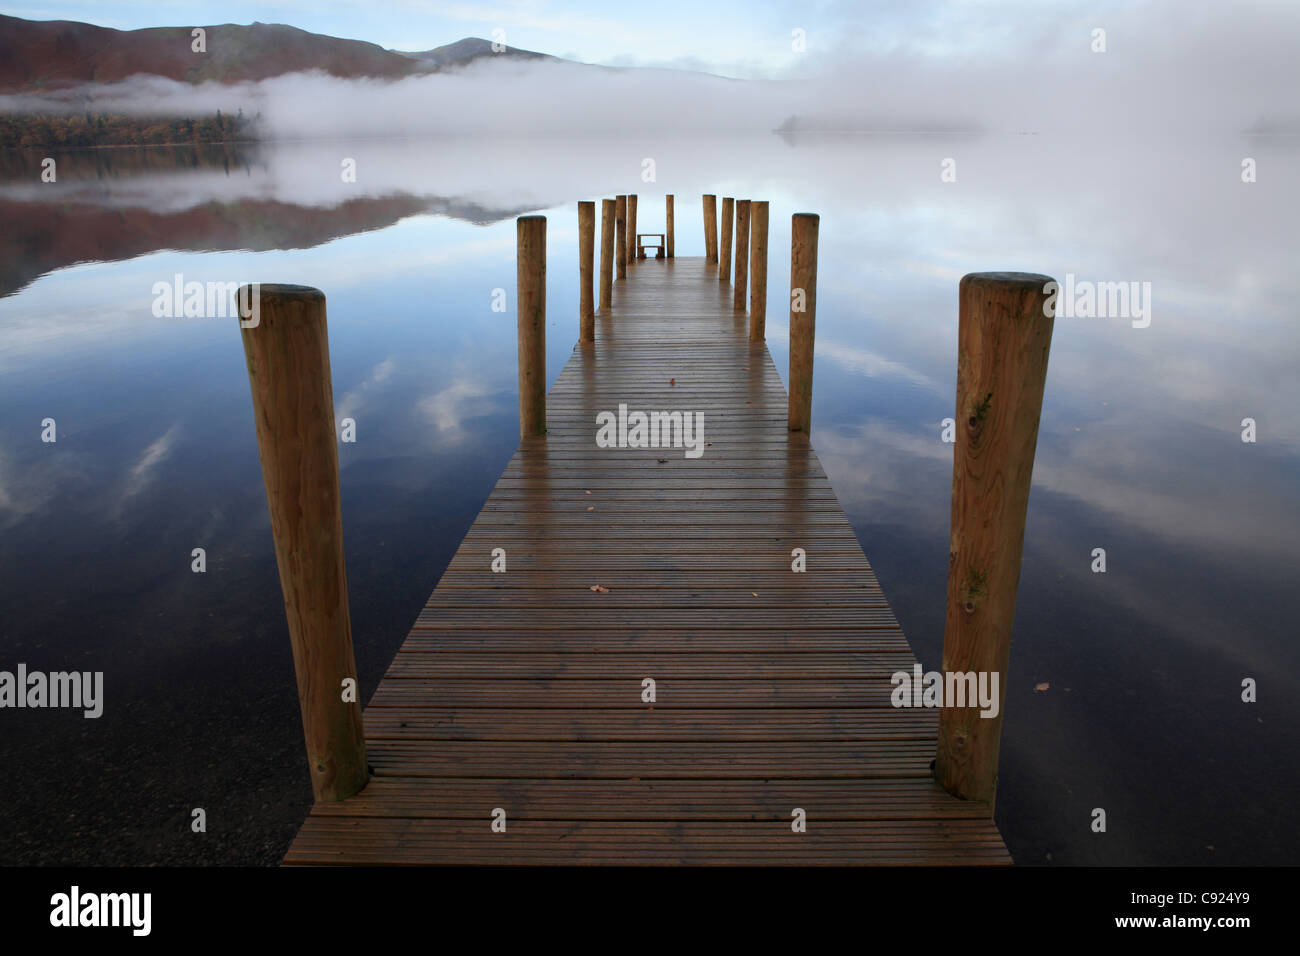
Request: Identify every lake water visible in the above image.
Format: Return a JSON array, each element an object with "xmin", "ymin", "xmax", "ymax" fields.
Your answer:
[{"xmin": 1, "ymin": 133, "xmax": 1296, "ymax": 865}]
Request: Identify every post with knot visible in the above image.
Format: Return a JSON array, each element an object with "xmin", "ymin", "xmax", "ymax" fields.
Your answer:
[
  {"xmin": 934, "ymin": 272, "xmax": 1056, "ymax": 811},
  {"xmin": 239, "ymin": 283, "xmax": 369, "ymax": 803}
]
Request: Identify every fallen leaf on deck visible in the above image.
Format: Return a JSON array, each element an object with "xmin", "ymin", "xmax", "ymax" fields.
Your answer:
[
  {"xmin": 586, "ymin": 506, "xmax": 594, "ymax": 511},
  {"xmin": 589, "ymin": 584, "xmax": 610, "ymax": 593},
  {"xmin": 669, "ymin": 378, "xmax": 676, "ymax": 385},
  {"xmin": 1034, "ymin": 682, "xmax": 1050, "ymax": 692}
]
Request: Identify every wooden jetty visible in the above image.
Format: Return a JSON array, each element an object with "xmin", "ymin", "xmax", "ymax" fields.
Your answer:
[{"xmin": 242, "ymin": 194, "xmax": 1055, "ymax": 866}]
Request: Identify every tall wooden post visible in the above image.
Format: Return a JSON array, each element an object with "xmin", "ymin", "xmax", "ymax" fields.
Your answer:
[
  {"xmin": 516, "ymin": 215, "xmax": 547, "ymax": 438},
  {"xmin": 788, "ymin": 213, "xmax": 818, "ymax": 433},
  {"xmin": 702, "ymin": 194, "xmax": 718, "ymax": 263},
  {"xmin": 239, "ymin": 284, "xmax": 368, "ymax": 804},
  {"xmin": 733, "ymin": 199, "xmax": 751, "ymax": 311},
  {"xmin": 578, "ymin": 201, "xmax": 594, "ymax": 342},
  {"xmin": 719, "ymin": 197, "xmax": 734, "ymax": 283},
  {"xmin": 599, "ymin": 198, "xmax": 615, "ymax": 312},
  {"xmin": 749, "ymin": 200, "xmax": 769, "ymax": 341},
  {"xmin": 665, "ymin": 195, "xmax": 675, "ymax": 257},
  {"xmin": 627, "ymin": 194, "xmax": 638, "ymax": 263},
  {"xmin": 615, "ymin": 195, "xmax": 627, "ymax": 280},
  {"xmin": 935, "ymin": 272, "xmax": 1055, "ymax": 810}
]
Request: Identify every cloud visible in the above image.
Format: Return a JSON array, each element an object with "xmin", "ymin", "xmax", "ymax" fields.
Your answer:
[
  {"xmin": 817, "ymin": 411, "xmax": 1298, "ymax": 565},
  {"xmin": 335, "ymin": 356, "xmax": 396, "ymax": 423},
  {"xmin": 118, "ymin": 424, "xmax": 179, "ymax": 511},
  {"xmin": 767, "ymin": 325, "xmax": 944, "ymax": 392},
  {"xmin": 0, "ymin": 443, "xmax": 97, "ymax": 529},
  {"xmin": 417, "ymin": 376, "xmax": 504, "ymax": 443},
  {"xmin": 0, "ymin": 449, "xmax": 61, "ymax": 526}
]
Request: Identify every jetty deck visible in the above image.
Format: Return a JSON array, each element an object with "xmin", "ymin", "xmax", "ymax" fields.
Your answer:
[{"xmin": 282, "ymin": 255, "xmax": 1011, "ymax": 865}]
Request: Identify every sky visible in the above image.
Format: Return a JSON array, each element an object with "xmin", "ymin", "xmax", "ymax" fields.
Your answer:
[{"xmin": 0, "ymin": 0, "xmax": 1203, "ymax": 78}]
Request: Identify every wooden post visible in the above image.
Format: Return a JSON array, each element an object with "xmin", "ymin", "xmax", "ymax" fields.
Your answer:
[
  {"xmin": 599, "ymin": 198, "xmax": 615, "ymax": 312},
  {"xmin": 748, "ymin": 200, "xmax": 769, "ymax": 341},
  {"xmin": 702, "ymin": 194, "xmax": 718, "ymax": 263},
  {"xmin": 787, "ymin": 213, "xmax": 818, "ymax": 433},
  {"xmin": 665, "ymin": 195, "xmax": 675, "ymax": 257},
  {"xmin": 517, "ymin": 215, "xmax": 547, "ymax": 438},
  {"xmin": 627, "ymin": 194, "xmax": 638, "ymax": 263},
  {"xmin": 733, "ymin": 199, "xmax": 751, "ymax": 311},
  {"xmin": 578, "ymin": 201, "xmax": 594, "ymax": 342},
  {"xmin": 719, "ymin": 197, "xmax": 734, "ymax": 283},
  {"xmin": 935, "ymin": 272, "xmax": 1056, "ymax": 810},
  {"xmin": 615, "ymin": 195, "xmax": 627, "ymax": 280},
  {"xmin": 238, "ymin": 284, "xmax": 368, "ymax": 804}
]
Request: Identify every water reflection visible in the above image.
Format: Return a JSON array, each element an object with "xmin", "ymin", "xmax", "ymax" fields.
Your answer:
[{"xmin": 0, "ymin": 133, "xmax": 1296, "ymax": 865}]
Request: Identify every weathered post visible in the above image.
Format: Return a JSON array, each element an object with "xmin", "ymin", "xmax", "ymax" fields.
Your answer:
[
  {"xmin": 749, "ymin": 200, "xmax": 769, "ymax": 341},
  {"xmin": 934, "ymin": 272, "xmax": 1056, "ymax": 810},
  {"xmin": 627, "ymin": 194, "xmax": 638, "ymax": 263},
  {"xmin": 702, "ymin": 194, "xmax": 718, "ymax": 263},
  {"xmin": 615, "ymin": 195, "xmax": 627, "ymax": 280},
  {"xmin": 578, "ymin": 201, "xmax": 594, "ymax": 342},
  {"xmin": 239, "ymin": 284, "xmax": 368, "ymax": 804},
  {"xmin": 733, "ymin": 199, "xmax": 751, "ymax": 311},
  {"xmin": 599, "ymin": 198, "xmax": 615, "ymax": 312},
  {"xmin": 666, "ymin": 194, "xmax": 675, "ymax": 257},
  {"xmin": 516, "ymin": 215, "xmax": 547, "ymax": 438},
  {"xmin": 787, "ymin": 213, "xmax": 818, "ymax": 433},
  {"xmin": 719, "ymin": 197, "xmax": 734, "ymax": 283}
]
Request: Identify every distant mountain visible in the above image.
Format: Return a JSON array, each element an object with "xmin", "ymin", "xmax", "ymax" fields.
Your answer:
[
  {"xmin": 0, "ymin": 14, "xmax": 567, "ymax": 95},
  {"xmin": 396, "ymin": 37, "xmax": 558, "ymax": 70}
]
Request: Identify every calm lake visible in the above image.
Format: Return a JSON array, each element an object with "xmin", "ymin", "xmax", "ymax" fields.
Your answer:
[{"xmin": 1, "ymin": 133, "xmax": 1296, "ymax": 865}]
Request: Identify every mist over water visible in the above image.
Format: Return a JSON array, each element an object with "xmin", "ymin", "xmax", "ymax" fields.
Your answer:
[{"xmin": 3, "ymin": 0, "xmax": 1298, "ymax": 139}]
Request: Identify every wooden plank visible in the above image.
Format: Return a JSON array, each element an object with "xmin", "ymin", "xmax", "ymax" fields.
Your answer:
[
  {"xmin": 382, "ymin": 652, "xmax": 914, "ymax": 677},
  {"xmin": 366, "ymin": 678, "xmax": 905, "ymax": 709},
  {"xmin": 396, "ymin": 630, "xmax": 912, "ymax": 653},
  {"xmin": 286, "ymin": 819, "xmax": 1010, "ymax": 866},
  {"xmin": 443, "ymin": 553, "xmax": 874, "ymax": 571},
  {"xmin": 359, "ymin": 708, "xmax": 940, "ymax": 740},
  {"xmin": 306, "ymin": 777, "xmax": 986, "ymax": 819},
  {"xmin": 364, "ymin": 740, "xmax": 938, "ymax": 779},
  {"xmin": 434, "ymin": 570, "xmax": 880, "ymax": 587},
  {"xmin": 422, "ymin": 588, "xmax": 889, "ymax": 609},
  {"xmin": 285, "ymin": 257, "xmax": 1009, "ymax": 867},
  {"xmin": 411, "ymin": 609, "xmax": 902, "ymax": 628}
]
